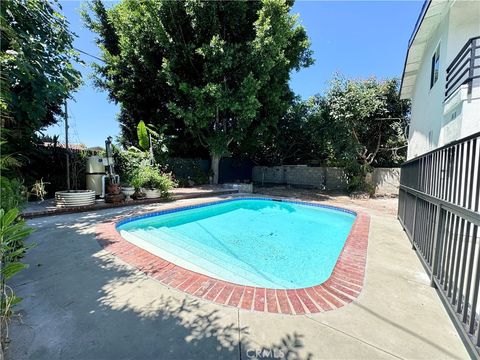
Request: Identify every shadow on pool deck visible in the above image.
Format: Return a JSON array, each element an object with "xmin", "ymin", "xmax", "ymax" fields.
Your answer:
[
  {"xmin": 6, "ymin": 196, "xmax": 471, "ymax": 360},
  {"xmin": 6, "ymin": 206, "xmax": 313, "ymax": 360}
]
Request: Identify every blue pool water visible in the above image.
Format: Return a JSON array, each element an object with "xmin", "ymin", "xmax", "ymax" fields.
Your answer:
[{"xmin": 117, "ymin": 199, "xmax": 356, "ymax": 289}]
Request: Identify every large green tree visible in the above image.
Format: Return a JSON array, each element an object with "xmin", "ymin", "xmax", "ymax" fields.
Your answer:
[
  {"xmin": 0, "ymin": 0, "xmax": 82, "ymax": 153},
  {"xmin": 84, "ymin": 0, "xmax": 313, "ymax": 183}
]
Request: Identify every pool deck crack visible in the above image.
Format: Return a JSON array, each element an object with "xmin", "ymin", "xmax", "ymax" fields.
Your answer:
[{"xmin": 304, "ymin": 314, "xmax": 406, "ymax": 360}]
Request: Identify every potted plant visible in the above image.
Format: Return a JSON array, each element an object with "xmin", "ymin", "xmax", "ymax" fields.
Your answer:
[
  {"xmin": 113, "ymin": 147, "xmax": 150, "ymax": 200},
  {"xmin": 131, "ymin": 165, "xmax": 176, "ymax": 199},
  {"xmin": 119, "ymin": 172, "xmax": 135, "ymax": 201},
  {"xmin": 121, "ymin": 182, "xmax": 135, "ymax": 201}
]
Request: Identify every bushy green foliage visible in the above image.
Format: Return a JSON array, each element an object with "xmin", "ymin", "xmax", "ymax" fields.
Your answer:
[
  {"xmin": 82, "ymin": 0, "xmax": 182, "ymax": 149},
  {"xmin": 343, "ymin": 162, "xmax": 374, "ymax": 195},
  {"xmin": 1, "ymin": 0, "xmax": 82, "ymax": 153},
  {"xmin": 0, "ymin": 140, "xmax": 26, "ymax": 211},
  {"xmin": 0, "ymin": 142, "xmax": 31, "ymax": 336},
  {"xmin": 130, "ymin": 164, "xmax": 176, "ymax": 195},
  {"xmin": 254, "ymin": 76, "xmax": 410, "ymax": 192},
  {"xmin": 252, "ymin": 96, "xmax": 332, "ymax": 166},
  {"xmin": 324, "ymin": 76, "xmax": 409, "ymax": 192},
  {"xmin": 0, "ymin": 177, "xmax": 25, "ymax": 213},
  {"xmin": 325, "ymin": 76, "xmax": 410, "ymax": 167},
  {"xmin": 113, "ymin": 147, "xmax": 151, "ymax": 185},
  {"xmin": 0, "ymin": 208, "xmax": 33, "ymax": 339}
]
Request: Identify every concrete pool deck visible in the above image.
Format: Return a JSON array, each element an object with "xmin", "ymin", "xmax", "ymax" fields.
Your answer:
[
  {"xmin": 21, "ymin": 185, "xmax": 238, "ymax": 218},
  {"xmin": 7, "ymin": 193, "xmax": 470, "ymax": 359}
]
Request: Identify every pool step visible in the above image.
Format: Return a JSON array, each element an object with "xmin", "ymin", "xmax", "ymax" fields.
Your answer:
[
  {"xmin": 157, "ymin": 227, "xmax": 253, "ymax": 271},
  {"xmin": 123, "ymin": 228, "xmax": 282, "ymax": 287},
  {"xmin": 154, "ymin": 227, "xmax": 288, "ymax": 287},
  {"xmin": 124, "ymin": 229, "xmax": 247, "ymax": 284}
]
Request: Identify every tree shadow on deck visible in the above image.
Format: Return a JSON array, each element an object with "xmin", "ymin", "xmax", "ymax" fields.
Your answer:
[{"xmin": 8, "ymin": 210, "xmax": 312, "ymax": 360}]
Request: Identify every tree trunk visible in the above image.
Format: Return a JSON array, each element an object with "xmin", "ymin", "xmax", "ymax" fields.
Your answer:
[{"xmin": 210, "ymin": 154, "xmax": 221, "ymax": 185}]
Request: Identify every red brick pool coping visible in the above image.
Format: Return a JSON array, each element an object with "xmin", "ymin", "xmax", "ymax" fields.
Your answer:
[{"xmin": 95, "ymin": 198, "xmax": 370, "ymax": 315}]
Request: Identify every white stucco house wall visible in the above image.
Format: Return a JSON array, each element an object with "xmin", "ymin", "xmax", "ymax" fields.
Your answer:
[{"xmin": 400, "ymin": 0, "xmax": 480, "ymax": 160}]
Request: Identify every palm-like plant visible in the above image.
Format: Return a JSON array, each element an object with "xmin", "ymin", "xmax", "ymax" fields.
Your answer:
[
  {"xmin": 0, "ymin": 138, "xmax": 26, "ymax": 212},
  {"xmin": 136, "ymin": 121, "xmax": 168, "ymax": 165},
  {"xmin": 0, "ymin": 140, "xmax": 22, "ymax": 172}
]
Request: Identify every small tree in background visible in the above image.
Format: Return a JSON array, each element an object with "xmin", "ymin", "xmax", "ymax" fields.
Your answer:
[{"xmin": 325, "ymin": 76, "xmax": 410, "ymax": 192}]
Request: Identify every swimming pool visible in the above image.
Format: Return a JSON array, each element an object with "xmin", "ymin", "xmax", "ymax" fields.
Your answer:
[{"xmin": 116, "ymin": 198, "xmax": 356, "ymax": 289}]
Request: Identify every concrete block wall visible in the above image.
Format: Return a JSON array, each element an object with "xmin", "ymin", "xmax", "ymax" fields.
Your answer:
[
  {"xmin": 252, "ymin": 165, "xmax": 347, "ymax": 190},
  {"xmin": 325, "ymin": 167, "xmax": 349, "ymax": 190},
  {"xmin": 372, "ymin": 168, "xmax": 400, "ymax": 195},
  {"xmin": 284, "ymin": 165, "xmax": 326, "ymax": 188},
  {"xmin": 252, "ymin": 165, "xmax": 400, "ymax": 195},
  {"xmin": 252, "ymin": 166, "xmax": 285, "ymax": 184}
]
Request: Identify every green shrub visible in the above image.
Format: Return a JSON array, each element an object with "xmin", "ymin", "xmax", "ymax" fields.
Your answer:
[
  {"xmin": 0, "ymin": 177, "xmax": 26, "ymax": 212},
  {"xmin": 131, "ymin": 165, "xmax": 176, "ymax": 196},
  {"xmin": 344, "ymin": 162, "xmax": 374, "ymax": 195},
  {"xmin": 113, "ymin": 147, "xmax": 151, "ymax": 185},
  {"xmin": 0, "ymin": 208, "xmax": 33, "ymax": 336}
]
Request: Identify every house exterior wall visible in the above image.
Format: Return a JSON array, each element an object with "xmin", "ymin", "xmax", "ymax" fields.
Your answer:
[
  {"xmin": 407, "ymin": 0, "xmax": 480, "ymax": 160},
  {"xmin": 408, "ymin": 11, "xmax": 449, "ymax": 159}
]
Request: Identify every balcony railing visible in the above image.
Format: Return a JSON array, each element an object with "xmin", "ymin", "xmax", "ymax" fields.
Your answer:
[
  {"xmin": 398, "ymin": 132, "xmax": 480, "ymax": 358},
  {"xmin": 445, "ymin": 36, "xmax": 480, "ymax": 99}
]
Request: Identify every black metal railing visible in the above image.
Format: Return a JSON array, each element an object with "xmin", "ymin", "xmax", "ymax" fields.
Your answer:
[
  {"xmin": 445, "ymin": 36, "xmax": 480, "ymax": 99},
  {"xmin": 398, "ymin": 132, "xmax": 480, "ymax": 358}
]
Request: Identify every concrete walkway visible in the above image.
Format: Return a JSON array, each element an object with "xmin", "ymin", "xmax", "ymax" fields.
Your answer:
[
  {"xmin": 7, "ymin": 195, "xmax": 470, "ymax": 360},
  {"xmin": 21, "ymin": 186, "xmax": 237, "ymax": 218}
]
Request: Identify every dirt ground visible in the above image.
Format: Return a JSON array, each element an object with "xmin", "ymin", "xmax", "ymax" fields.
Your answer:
[{"xmin": 253, "ymin": 185, "xmax": 399, "ymax": 216}]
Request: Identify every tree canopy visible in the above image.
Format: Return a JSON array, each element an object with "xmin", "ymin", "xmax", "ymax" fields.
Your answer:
[
  {"xmin": 82, "ymin": 0, "xmax": 183, "ymax": 149},
  {"xmin": 84, "ymin": 0, "xmax": 313, "ymax": 182},
  {"xmin": 1, "ymin": 0, "xmax": 82, "ymax": 153},
  {"xmin": 325, "ymin": 76, "xmax": 410, "ymax": 169},
  {"xmin": 252, "ymin": 96, "xmax": 332, "ymax": 166},
  {"xmin": 254, "ymin": 76, "xmax": 410, "ymax": 179}
]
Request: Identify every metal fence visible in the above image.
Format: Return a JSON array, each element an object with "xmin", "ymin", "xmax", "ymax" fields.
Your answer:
[
  {"xmin": 445, "ymin": 36, "xmax": 480, "ymax": 99},
  {"xmin": 398, "ymin": 131, "xmax": 480, "ymax": 358}
]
